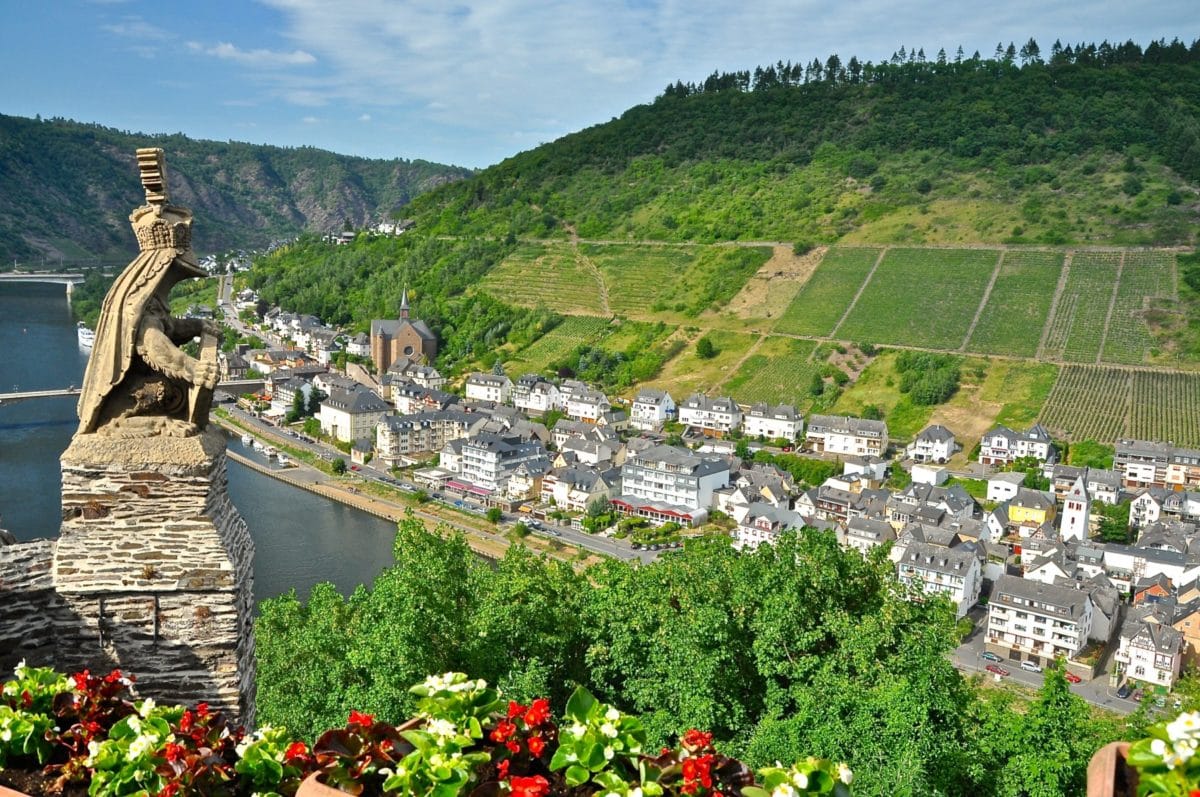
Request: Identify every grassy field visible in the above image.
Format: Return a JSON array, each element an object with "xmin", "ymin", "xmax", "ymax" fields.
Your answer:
[
  {"xmin": 774, "ymin": 247, "xmax": 881, "ymax": 337},
  {"xmin": 966, "ymin": 250, "xmax": 1063, "ymax": 357},
  {"xmin": 502, "ymin": 315, "xmax": 613, "ymax": 375},
  {"xmin": 1101, "ymin": 251, "xmax": 1175, "ymax": 365},
  {"xmin": 483, "ymin": 243, "xmax": 605, "ymax": 314},
  {"xmin": 645, "ymin": 329, "xmax": 760, "ymax": 398},
  {"xmin": 837, "ymin": 248, "xmax": 1000, "ymax": 349},
  {"xmin": 719, "ymin": 337, "xmax": 819, "ymax": 406},
  {"xmin": 830, "ymin": 351, "xmax": 935, "ymax": 441}
]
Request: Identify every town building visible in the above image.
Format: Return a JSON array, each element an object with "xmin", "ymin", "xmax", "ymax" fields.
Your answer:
[
  {"xmin": 369, "ymin": 290, "xmax": 437, "ymax": 373},
  {"xmin": 1060, "ymin": 476, "xmax": 1091, "ymax": 543},
  {"xmin": 318, "ymin": 386, "xmax": 391, "ymax": 443},
  {"xmin": 979, "ymin": 424, "xmax": 1055, "ymax": 466},
  {"xmin": 375, "ymin": 409, "xmax": 483, "ymax": 467},
  {"xmin": 454, "ymin": 433, "xmax": 548, "ymax": 494},
  {"xmin": 805, "ymin": 415, "xmax": 888, "ymax": 457},
  {"xmin": 512, "ymin": 374, "xmax": 562, "ymax": 416},
  {"xmin": 895, "ymin": 540, "xmax": 982, "ymax": 619},
  {"xmin": 629, "ymin": 388, "xmax": 676, "ymax": 431},
  {"xmin": 733, "ymin": 503, "xmax": 807, "ymax": 551},
  {"xmin": 613, "ymin": 445, "xmax": 731, "ymax": 526},
  {"xmin": 742, "ymin": 403, "xmax": 803, "ymax": 441},
  {"xmin": 906, "ymin": 425, "xmax": 957, "ymax": 464},
  {"xmin": 465, "ymin": 372, "xmax": 513, "ymax": 404},
  {"xmin": 678, "ymin": 394, "xmax": 743, "ymax": 438},
  {"xmin": 1115, "ymin": 606, "xmax": 1184, "ymax": 688},
  {"xmin": 987, "ymin": 575, "xmax": 1093, "ymax": 666}
]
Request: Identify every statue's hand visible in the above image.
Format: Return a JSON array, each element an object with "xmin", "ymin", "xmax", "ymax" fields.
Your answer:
[
  {"xmin": 201, "ymin": 320, "xmax": 224, "ymax": 342},
  {"xmin": 195, "ymin": 358, "xmax": 220, "ymax": 390}
]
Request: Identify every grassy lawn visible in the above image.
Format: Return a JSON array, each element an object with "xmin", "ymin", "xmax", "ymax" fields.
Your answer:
[
  {"xmin": 985, "ymin": 360, "xmax": 1060, "ymax": 429},
  {"xmin": 774, "ymin": 246, "xmax": 881, "ymax": 337},
  {"xmin": 719, "ymin": 337, "xmax": 819, "ymax": 407},
  {"xmin": 646, "ymin": 329, "xmax": 759, "ymax": 398},
  {"xmin": 966, "ymin": 249, "xmax": 1063, "ymax": 357},
  {"xmin": 837, "ymin": 247, "xmax": 1000, "ymax": 349},
  {"xmin": 831, "ymin": 351, "xmax": 935, "ymax": 441}
]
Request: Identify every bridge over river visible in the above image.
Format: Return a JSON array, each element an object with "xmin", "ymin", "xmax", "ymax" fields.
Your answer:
[
  {"xmin": 0, "ymin": 273, "xmax": 85, "ymax": 297},
  {"xmin": 0, "ymin": 380, "xmax": 264, "ymax": 408}
]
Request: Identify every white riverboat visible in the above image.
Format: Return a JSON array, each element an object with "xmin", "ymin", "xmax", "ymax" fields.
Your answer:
[
  {"xmin": 240, "ymin": 433, "xmax": 253, "ymax": 446},
  {"xmin": 76, "ymin": 322, "xmax": 95, "ymax": 349}
]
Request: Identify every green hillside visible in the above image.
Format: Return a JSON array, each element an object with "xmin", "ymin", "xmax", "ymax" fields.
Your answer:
[{"xmin": 0, "ymin": 114, "xmax": 472, "ymax": 262}]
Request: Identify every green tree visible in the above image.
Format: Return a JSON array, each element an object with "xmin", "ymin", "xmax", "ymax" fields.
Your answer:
[
  {"xmin": 486, "ymin": 506, "xmax": 503, "ymax": 524},
  {"xmin": 331, "ymin": 457, "xmax": 347, "ymax": 475},
  {"xmin": 695, "ymin": 336, "xmax": 716, "ymax": 359}
]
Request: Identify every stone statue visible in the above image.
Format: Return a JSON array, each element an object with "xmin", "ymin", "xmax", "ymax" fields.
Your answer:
[{"xmin": 76, "ymin": 149, "xmax": 222, "ymax": 437}]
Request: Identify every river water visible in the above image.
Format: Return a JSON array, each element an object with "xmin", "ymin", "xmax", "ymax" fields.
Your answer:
[{"xmin": 0, "ymin": 282, "xmax": 396, "ymax": 605}]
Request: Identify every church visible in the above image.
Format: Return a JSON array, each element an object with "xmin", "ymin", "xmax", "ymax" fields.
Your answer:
[{"xmin": 369, "ymin": 289, "xmax": 437, "ymax": 373}]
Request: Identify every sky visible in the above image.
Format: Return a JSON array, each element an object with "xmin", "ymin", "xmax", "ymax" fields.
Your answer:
[{"xmin": 0, "ymin": 1, "xmax": 1194, "ymax": 169}]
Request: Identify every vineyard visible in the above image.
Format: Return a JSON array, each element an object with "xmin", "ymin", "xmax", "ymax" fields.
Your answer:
[
  {"xmin": 720, "ymin": 338, "xmax": 820, "ymax": 406},
  {"xmin": 1040, "ymin": 251, "xmax": 1122, "ymax": 363},
  {"xmin": 774, "ymin": 247, "xmax": 881, "ymax": 336},
  {"xmin": 1100, "ymin": 251, "xmax": 1175, "ymax": 365},
  {"xmin": 965, "ymin": 250, "xmax": 1063, "ymax": 357},
  {"xmin": 1038, "ymin": 365, "xmax": 1200, "ymax": 447},
  {"xmin": 837, "ymin": 247, "xmax": 999, "ymax": 349},
  {"xmin": 482, "ymin": 244, "xmax": 605, "ymax": 314},
  {"xmin": 502, "ymin": 315, "xmax": 613, "ymax": 376},
  {"xmin": 583, "ymin": 245, "xmax": 696, "ymax": 316}
]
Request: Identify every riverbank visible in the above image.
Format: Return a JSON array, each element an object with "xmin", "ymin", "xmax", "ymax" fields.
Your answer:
[{"xmin": 213, "ymin": 414, "xmax": 598, "ymax": 567}]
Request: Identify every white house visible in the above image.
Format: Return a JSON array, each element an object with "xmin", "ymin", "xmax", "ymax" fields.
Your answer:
[
  {"xmin": 844, "ymin": 517, "xmax": 897, "ymax": 556},
  {"xmin": 513, "ymin": 375, "xmax": 562, "ymax": 416},
  {"xmin": 375, "ymin": 409, "xmax": 482, "ymax": 467},
  {"xmin": 465, "ymin": 373, "xmax": 513, "ymax": 404},
  {"xmin": 987, "ymin": 575, "xmax": 1093, "ymax": 666},
  {"xmin": 457, "ymin": 433, "xmax": 548, "ymax": 493},
  {"xmin": 630, "ymin": 388, "xmax": 676, "ymax": 431},
  {"xmin": 979, "ymin": 424, "xmax": 1055, "ymax": 466},
  {"xmin": 346, "ymin": 333, "xmax": 371, "ymax": 358},
  {"xmin": 742, "ymin": 403, "xmax": 803, "ymax": 441},
  {"xmin": 906, "ymin": 425, "xmax": 956, "ymax": 464},
  {"xmin": 987, "ymin": 471, "xmax": 1027, "ymax": 503},
  {"xmin": 733, "ymin": 503, "xmax": 806, "ymax": 551},
  {"xmin": 895, "ymin": 540, "xmax": 982, "ymax": 619},
  {"xmin": 565, "ymin": 387, "xmax": 610, "ymax": 424},
  {"xmin": 1115, "ymin": 610, "xmax": 1184, "ymax": 689},
  {"xmin": 678, "ymin": 394, "xmax": 742, "ymax": 438},
  {"xmin": 540, "ymin": 467, "xmax": 619, "ymax": 513},
  {"xmin": 613, "ymin": 445, "xmax": 730, "ymax": 526},
  {"xmin": 805, "ymin": 415, "xmax": 888, "ymax": 457},
  {"xmin": 319, "ymin": 386, "xmax": 391, "ymax": 443}
]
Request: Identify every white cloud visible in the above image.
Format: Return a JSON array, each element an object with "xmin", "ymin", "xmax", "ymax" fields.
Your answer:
[
  {"xmin": 358, "ymin": 113, "xmax": 371, "ymax": 122},
  {"xmin": 102, "ymin": 17, "xmax": 173, "ymax": 40},
  {"xmin": 302, "ymin": 116, "xmax": 321, "ymax": 124},
  {"xmin": 188, "ymin": 40, "xmax": 317, "ymax": 68}
]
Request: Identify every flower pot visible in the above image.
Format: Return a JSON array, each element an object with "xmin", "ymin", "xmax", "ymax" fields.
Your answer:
[
  {"xmin": 297, "ymin": 772, "xmax": 348, "ymax": 797},
  {"xmin": 1087, "ymin": 741, "xmax": 1137, "ymax": 797}
]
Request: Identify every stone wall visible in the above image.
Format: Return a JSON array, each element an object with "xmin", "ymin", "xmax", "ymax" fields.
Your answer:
[{"xmin": 0, "ymin": 429, "xmax": 255, "ymax": 723}]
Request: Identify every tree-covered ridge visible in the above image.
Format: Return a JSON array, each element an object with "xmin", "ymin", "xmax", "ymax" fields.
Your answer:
[
  {"xmin": 256, "ymin": 520, "xmax": 1131, "ymax": 797},
  {"xmin": 406, "ymin": 37, "xmax": 1200, "ymax": 246},
  {"xmin": 0, "ymin": 113, "xmax": 473, "ymax": 262}
]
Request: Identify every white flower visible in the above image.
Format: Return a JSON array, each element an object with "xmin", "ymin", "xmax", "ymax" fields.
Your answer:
[
  {"xmin": 13, "ymin": 659, "xmax": 26, "ymax": 677},
  {"xmin": 600, "ymin": 722, "xmax": 618, "ymax": 738},
  {"xmin": 566, "ymin": 752, "xmax": 579, "ymax": 763},
  {"xmin": 630, "ymin": 788, "xmax": 643, "ymax": 797},
  {"xmin": 1151, "ymin": 738, "xmax": 1168, "ymax": 757},
  {"xmin": 138, "ymin": 698, "xmax": 156, "ymax": 718},
  {"xmin": 771, "ymin": 785, "xmax": 797, "ymax": 797},
  {"xmin": 791, "ymin": 770, "xmax": 809, "ymax": 789},
  {"xmin": 427, "ymin": 718, "xmax": 457, "ymax": 741},
  {"xmin": 1167, "ymin": 712, "xmax": 1200, "ymax": 741},
  {"xmin": 126, "ymin": 716, "xmax": 142, "ymax": 734},
  {"xmin": 837, "ymin": 763, "xmax": 853, "ymax": 785},
  {"xmin": 604, "ymin": 792, "xmax": 621, "ymax": 797},
  {"xmin": 423, "ymin": 674, "xmax": 452, "ymax": 692},
  {"xmin": 128, "ymin": 733, "xmax": 156, "ymax": 759},
  {"xmin": 604, "ymin": 746, "xmax": 615, "ymax": 760},
  {"xmin": 569, "ymin": 722, "xmax": 587, "ymax": 738},
  {"xmin": 605, "ymin": 707, "xmax": 621, "ymax": 722},
  {"xmin": 0, "ymin": 728, "xmax": 11, "ymax": 743},
  {"xmin": 430, "ymin": 753, "xmax": 447, "ymax": 768},
  {"xmin": 86, "ymin": 740, "xmax": 100, "ymax": 764}
]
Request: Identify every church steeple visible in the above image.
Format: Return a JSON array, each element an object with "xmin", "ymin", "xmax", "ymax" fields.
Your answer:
[{"xmin": 400, "ymin": 287, "xmax": 409, "ymax": 320}]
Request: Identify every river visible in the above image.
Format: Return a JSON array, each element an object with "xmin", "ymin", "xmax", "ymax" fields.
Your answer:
[{"xmin": 0, "ymin": 282, "xmax": 396, "ymax": 605}]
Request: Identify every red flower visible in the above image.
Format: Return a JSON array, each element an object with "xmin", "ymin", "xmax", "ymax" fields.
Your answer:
[
  {"xmin": 524, "ymin": 697, "xmax": 551, "ymax": 728},
  {"xmin": 497, "ymin": 759, "xmax": 511, "ymax": 780},
  {"xmin": 72, "ymin": 670, "xmax": 90, "ymax": 691},
  {"xmin": 20, "ymin": 690, "xmax": 32, "ymax": 709},
  {"xmin": 490, "ymin": 719, "xmax": 517, "ymax": 743},
  {"xmin": 527, "ymin": 734, "xmax": 546, "ymax": 757},
  {"xmin": 1190, "ymin": 791, "xmax": 1200, "ymax": 797},
  {"xmin": 509, "ymin": 775, "xmax": 550, "ymax": 797},
  {"xmin": 682, "ymin": 753, "xmax": 714, "ymax": 792},
  {"xmin": 103, "ymin": 670, "xmax": 124, "ymax": 685},
  {"xmin": 179, "ymin": 711, "xmax": 194, "ymax": 733},
  {"xmin": 506, "ymin": 739, "xmax": 521, "ymax": 754},
  {"xmin": 682, "ymin": 729, "xmax": 713, "ymax": 751},
  {"xmin": 348, "ymin": 710, "xmax": 375, "ymax": 727},
  {"xmin": 196, "ymin": 702, "xmax": 209, "ymax": 718},
  {"xmin": 158, "ymin": 782, "xmax": 180, "ymax": 797},
  {"xmin": 163, "ymin": 743, "xmax": 185, "ymax": 763},
  {"xmin": 284, "ymin": 741, "xmax": 309, "ymax": 762},
  {"xmin": 507, "ymin": 701, "xmax": 527, "ymax": 720}
]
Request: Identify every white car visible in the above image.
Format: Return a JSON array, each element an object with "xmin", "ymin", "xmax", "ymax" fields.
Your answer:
[{"xmin": 1020, "ymin": 660, "xmax": 1043, "ymax": 673}]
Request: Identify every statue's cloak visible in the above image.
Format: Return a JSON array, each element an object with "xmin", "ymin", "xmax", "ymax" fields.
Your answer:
[{"xmin": 76, "ymin": 245, "xmax": 206, "ymax": 434}]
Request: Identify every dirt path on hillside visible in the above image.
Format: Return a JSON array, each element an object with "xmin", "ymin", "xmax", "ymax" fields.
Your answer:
[
  {"xmin": 719, "ymin": 245, "xmax": 826, "ymax": 325},
  {"xmin": 960, "ymin": 250, "xmax": 1005, "ymax": 351},
  {"xmin": 829, "ymin": 247, "xmax": 888, "ymax": 338},
  {"xmin": 1095, "ymin": 251, "xmax": 1126, "ymax": 364},
  {"xmin": 1036, "ymin": 250, "xmax": 1073, "ymax": 359},
  {"xmin": 575, "ymin": 247, "xmax": 611, "ymax": 315}
]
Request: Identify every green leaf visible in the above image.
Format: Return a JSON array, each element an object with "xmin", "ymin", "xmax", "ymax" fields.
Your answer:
[
  {"xmin": 566, "ymin": 686, "xmax": 597, "ymax": 723},
  {"xmin": 742, "ymin": 788, "xmax": 772, "ymax": 797},
  {"xmin": 585, "ymin": 742, "xmax": 608, "ymax": 771},
  {"xmin": 566, "ymin": 765, "xmax": 591, "ymax": 787},
  {"xmin": 549, "ymin": 745, "xmax": 572, "ymax": 771}
]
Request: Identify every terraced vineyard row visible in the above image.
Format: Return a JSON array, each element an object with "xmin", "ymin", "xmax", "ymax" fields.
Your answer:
[
  {"xmin": 1101, "ymin": 251, "xmax": 1175, "ymax": 365},
  {"xmin": 774, "ymin": 247, "xmax": 881, "ymax": 336},
  {"xmin": 502, "ymin": 315, "xmax": 613, "ymax": 375},
  {"xmin": 719, "ymin": 338, "xmax": 820, "ymax": 406},
  {"xmin": 1038, "ymin": 365, "xmax": 1131, "ymax": 442},
  {"xmin": 482, "ymin": 244, "xmax": 604, "ymax": 314},
  {"xmin": 1042, "ymin": 251, "xmax": 1122, "ymax": 363},
  {"xmin": 838, "ymin": 248, "xmax": 999, "ymax": 349},
  {"xmin": 1039, "ymin": 366, "xmax": 1200, "ymax": 447},
  {"xmin": 966, "ymin": 250, "xmax": 1063, "ymax": 357},
  {"xmin": 583, "ymin": 245, "xmax": 696, "ymax": 316}
]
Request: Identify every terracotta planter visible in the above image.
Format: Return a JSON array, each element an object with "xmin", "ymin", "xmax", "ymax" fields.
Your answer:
[
  {"xmin": 1087, "ymin": 741, "xmax": 1138, "ymax": 797},
  {"xmin": 0, "ymin": 786, "xmax": 30, "ymax": 797}
]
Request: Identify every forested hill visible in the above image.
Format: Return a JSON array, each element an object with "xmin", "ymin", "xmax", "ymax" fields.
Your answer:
[
  {"xmin": 0, "ymin": 114, "xmax": 473, "ymax": 263},
  {"xmin": 408, "ymin": 37, "xmax": 1200, "ymax": 247}
]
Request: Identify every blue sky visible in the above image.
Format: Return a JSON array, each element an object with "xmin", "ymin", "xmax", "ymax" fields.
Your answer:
[{"xmin": 0, "ymin": 1, "xmax": 1194, "ymax": 169}]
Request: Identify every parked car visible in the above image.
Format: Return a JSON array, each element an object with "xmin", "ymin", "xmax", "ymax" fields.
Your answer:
[
  {"xmin": 1117, "ymin": 683, "xmax": 1133, "ymax": 699},
  {"xmin": 1132, "ymin": 688, "xmax": 1145, "ymax": 702},
  {"xmin": 1020, "ymin": 660, "xmax": 1043, "ymax": 673},
  {"xmin": 985, "ymin": 664, "xmax": 1010, "ymax": 677},
  {"xmin": 980, "ymin": 651, "xmax": 1003, "ymax": 663},
  {"xmin": 1064, "ymin": 672, "xmax": 1082, "ymax": 684}
]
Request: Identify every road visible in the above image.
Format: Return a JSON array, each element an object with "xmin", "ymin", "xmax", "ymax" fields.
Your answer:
[{"xmin": 215, "ymin": 402, "xmax": 656, "ymax": 564}]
